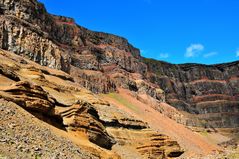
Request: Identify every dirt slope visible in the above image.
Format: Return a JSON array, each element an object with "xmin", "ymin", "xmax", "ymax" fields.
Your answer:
[{"xmin": 102, "ymin": 89, "xmax": 222, "ymax": 158}]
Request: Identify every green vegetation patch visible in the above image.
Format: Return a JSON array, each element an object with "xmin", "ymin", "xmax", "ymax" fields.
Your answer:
[
  {"xmin": 199, "ymin": 131, "xmax": 209, "ymax": 137},
  {"xmin": 107, "ymin": 93, "xmax": 138, "ymax": 112}
]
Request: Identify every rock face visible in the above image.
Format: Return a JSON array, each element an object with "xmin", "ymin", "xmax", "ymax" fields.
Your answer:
[
  {"xmin": 0, "ymin": 0, "xmax": 147, "ymax": 93},
  {"xmin": 144, "ymin": 59, "xmax": 239, "ymax": 129}
]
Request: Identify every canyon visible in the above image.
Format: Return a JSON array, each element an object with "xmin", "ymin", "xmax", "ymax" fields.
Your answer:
[{"xmin": 0, "ymin": 0, "xmax": 238, "ymax": 158}]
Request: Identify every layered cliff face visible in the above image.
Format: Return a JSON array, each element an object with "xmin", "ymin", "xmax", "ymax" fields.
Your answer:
[
  {"xmin": 144, "ymin": 59, "xmax": 239, "ymax": 129},
  {"xmin": 0, "ymin": 0, "xmax": 149, "ymax": 94}
]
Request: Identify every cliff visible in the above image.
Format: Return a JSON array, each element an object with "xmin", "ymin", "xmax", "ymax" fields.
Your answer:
[
  {"xmin": 0, "ymin": 0, "xmax": 238, "ymax": 158},
  {"xmin": 144, "ymin": 58, "xmax": 239, "ymax": 129}
]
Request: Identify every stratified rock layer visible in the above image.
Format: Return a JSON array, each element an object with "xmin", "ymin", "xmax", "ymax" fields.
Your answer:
[{"xmin": 144, "ymin": 59, "xmax": 239, "ymax": 129}]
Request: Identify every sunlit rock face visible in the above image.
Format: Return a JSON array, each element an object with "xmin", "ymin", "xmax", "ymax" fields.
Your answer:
[{"xmin": 144, "ymin": 58, "xmax": 239, "ymax": 128}]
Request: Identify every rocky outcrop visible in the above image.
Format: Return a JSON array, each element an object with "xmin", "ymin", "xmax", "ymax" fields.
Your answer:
[
  {"xmin": 109, "ymin": 128, "xmax": 184, "ymax": 159},
  {"xmin": 0, "ymin": 81, "xmax": 55, "ymax": 113},
  {"xmin": 56, "ymin": 100, "xmax": 116, "ymax": 149}
]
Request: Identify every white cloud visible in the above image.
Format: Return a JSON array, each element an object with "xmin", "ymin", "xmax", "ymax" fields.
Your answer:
[
  {"xmin": 203, "ymin": 52, "xmax": 218, "ymax": 58},
  {"xmin": 185, "ymin": 44, "xmax": 204, "ymax": 58},
  {"xmin": 236, "ymin": 49, "xmax": 239, "ymax": 57},
  {"xmin": 159, "ymin": 53, "xmax": 169, "ymax": 59}
]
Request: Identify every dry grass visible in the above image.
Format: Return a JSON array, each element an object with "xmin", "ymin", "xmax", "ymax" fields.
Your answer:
[{"xmin": 107, "ymin": 93, "xmax": 138, "ymax": 112}]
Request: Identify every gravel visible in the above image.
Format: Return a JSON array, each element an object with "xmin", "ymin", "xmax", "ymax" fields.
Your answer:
[{"xmin": 0, "ymin": 99, "xmax": 98, "ymax": 159}]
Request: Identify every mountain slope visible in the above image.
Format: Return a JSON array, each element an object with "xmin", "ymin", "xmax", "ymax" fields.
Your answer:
[{"xmin": 101, "ymin": 89, "xmax": 220, "ymax": 157}]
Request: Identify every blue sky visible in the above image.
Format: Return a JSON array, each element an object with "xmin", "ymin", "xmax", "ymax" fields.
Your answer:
[{"xmin": 39, "ymin": 0, "xmax": 239, "ymax": 64}]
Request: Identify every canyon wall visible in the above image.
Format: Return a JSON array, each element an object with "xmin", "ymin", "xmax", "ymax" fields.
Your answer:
[{"xmin": 144, "ymin": 59, "xmax": 239, "ymax": 128}]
